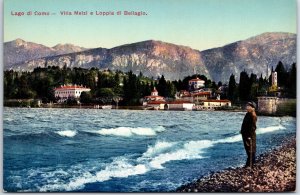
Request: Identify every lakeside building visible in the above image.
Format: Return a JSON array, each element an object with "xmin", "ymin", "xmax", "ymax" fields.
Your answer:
[
  {"xmin": 146, "ymin": 101, "xmax": 166, "ymax": 110},
  {"xmin": 191, "ymin": 91, "xmax": 211, "ymax": 102},
  {"xmin": 54, "ymin": 84, "xmax": 91, "ymax": 102},
  {"xmin": 142, "ymin": 87, "xmax": 166, "ymax": 107},
  {"xmin": 178, "ymin": 89, "xmax": 212, "ymax": 102},
  {"xmin": 143, "ymin": 79, "xmax": 231, "ymax": 111},
  {"xmin": 257, "ymin": 97, "xmax": 296, "ymax": 116},
  {"xmin": 271, "ymin": 71, "xmax": 278, "ymax": 87},
  {"xmin": 268, "ymin": 70, "xmax": 284, "ymax": 97},
  {"xmin": 194, "ymin": 99, "xmax": 232, "ymax": 110},
  {"xmin": 165, "ymin": 100, "xmax": 195, "ymax": 111},
  {"xmin": 257, "ymin": 96, "xmax": 278, "ymax": 114},
  {"xmin": 175, "ymin": 78, "xmax": 232, "ymax": 110},
  {"xmin": 188, "ymin": 78, "xmax": 205, "ymax": 91}
]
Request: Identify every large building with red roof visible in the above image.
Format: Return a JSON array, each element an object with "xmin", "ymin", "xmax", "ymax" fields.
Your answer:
[{"xmin": 54, "ymin": 84, "xmax": 91, "ymax": 102}]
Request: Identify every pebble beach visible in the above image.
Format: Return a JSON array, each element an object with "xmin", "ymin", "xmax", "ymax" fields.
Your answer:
[{"xmin": 176, "ymin": 136, "xmax": 296, "ymax": 192}]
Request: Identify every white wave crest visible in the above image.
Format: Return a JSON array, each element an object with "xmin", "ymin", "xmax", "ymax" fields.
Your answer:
[
  {"xmin": 36, "ymin": 125, "xmax": 287, "ymax": 191},
  {"xmin": 95, "ymin": 158, "xmax": 148, "ymax": 182},
  {"xmin": 37, "ymin": 139, "xmax": 214, "ymax": 191},
  {"xmin": 256, "ymin": 125, "xmax": 286, "ymax": 134},
  {"xmin": 141, "ymin": 141, "xmax": 176, "ymax": 158},
  {"xmin": 39, "ymin": 157, "xmax": 148, "ymax": 192},
  {"xmin": 56, "ymin": 130, "xmax": 77, "ymax": 137},
  {"xmin": 217, "ymin": 134, "xmax": 242, "ymax": 144},
  {"xmin": 216, "ymin": 125, "xmax": 286, "ymax": 144},
  {"xmin": 39, "ymin": 171, "xmax": 94, "ymax": 192},
  {"xmin": 148, "ymin": 140, "xmax": 213, "ymax": 169},
  {"xmin": 96, "ymin": 126, "xmax": 165, "ymax": 137}
]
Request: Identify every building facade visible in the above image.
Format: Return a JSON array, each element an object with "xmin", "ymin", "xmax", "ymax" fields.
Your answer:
[
  {"xmin": 188, "ymin": 78, "xmax": 205, "ymax": 90},
  {"xmin": 143, "ymin": 87, "xmax": 166, "ymax": 106},
  {"xmin": 271, "ymin": 71, "xmax": 278, "ymax": 87},
  {"xmin": 166, "ymin": 101, "xmax": 195, "ymax": 111},
  {"xmin": 194, "ymin": 99, "xmax": 231, "ymax": 110},
  {"xmin": 54, "ymin": 84, "xmax": 91, "ymax": 102},
  {"xmin": 257, "ymin": 96, "xmax": 278, "ymax": 115}
]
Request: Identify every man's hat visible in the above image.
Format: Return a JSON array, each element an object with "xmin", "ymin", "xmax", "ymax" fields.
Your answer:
[{"xmin": 247, "ymin": 101, "xmax": 256, "ymax": 109}]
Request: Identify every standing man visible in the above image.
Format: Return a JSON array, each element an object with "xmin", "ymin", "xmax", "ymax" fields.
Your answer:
[{"xmin": 240, "ymin": 101, "xmax": 257, "ymax": 167}]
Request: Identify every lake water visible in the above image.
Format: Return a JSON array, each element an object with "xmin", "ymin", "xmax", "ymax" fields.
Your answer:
[{"xmin": 3, "ymin": 108, "xmax": 296, "ymax": 192}]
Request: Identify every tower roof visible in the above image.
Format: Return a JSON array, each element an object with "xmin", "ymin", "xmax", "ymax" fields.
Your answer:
[{"xmin": 152, "ymin": 87, "xmax": 158, "ymax": 92}]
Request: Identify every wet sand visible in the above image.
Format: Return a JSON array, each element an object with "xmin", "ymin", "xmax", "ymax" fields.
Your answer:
[{"xmin": 176, "ymin": 136, "xmax": 296, "ymax": 192}]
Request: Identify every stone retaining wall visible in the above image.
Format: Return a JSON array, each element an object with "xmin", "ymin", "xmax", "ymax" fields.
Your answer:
[{"xmin": 257, "ymin": 97, "xmax": 296, "ymax": 116}]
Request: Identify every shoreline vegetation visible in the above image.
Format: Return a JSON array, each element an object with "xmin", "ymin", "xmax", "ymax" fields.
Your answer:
[{"xmin": 175, "ymin": 136, "xmax": 296, "ymax": 192}]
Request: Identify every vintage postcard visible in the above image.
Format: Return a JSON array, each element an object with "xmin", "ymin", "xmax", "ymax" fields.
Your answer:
[{"xmin": 3, "ymin": 0, "xmax": 297, "ymax": 192}]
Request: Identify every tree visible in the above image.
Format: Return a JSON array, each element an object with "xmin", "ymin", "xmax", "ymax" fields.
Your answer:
[
  {"xmin": 239, "ymin": 70, "xmax": 251, "ymax": 101},
  {"xmin": 80, "ymin": 91, "xmax": 92, "ymax": 104},
  {"xmin": 218, "ymin": 81, "xmax": 223, "ymax": 87},
  {"xmin": 287, "ymin": 63, "xmax": 296, "ymax": 97},
  {"xmin": 16, "ymin": 74, "xmax": 36, "ymax": 99},
  {"xmin": 4, "ymin": 71, "xmax": 18, "ymax": 99},
  {"xmin": 249, "ymin": 73, "xmax": 258, "ymax": 100},
  {"xmin": 275, "ymin": 61, "xmax": 287, "ymax": 87},
  {"xmin": 96, "ymin": 88, "xmax": 115, "ymax": 98},
  {"xmin": 141, "ymin": 82, "xmax": 152, "ymax": 97},
  {"xmin": 257, "ymin": 73, "xmax": 268, "ymax": 96},
  {"xmin": 157, "ymin": 75, "xmax": 168, "ymax": 97},
  {"xmin": 173, "ymin": 79, "xmax": 184, "ymax": 91},
  {"xmin": 228, "ymin": 74, "xmax": 237, "ymax": 101},
  {"xmin": 166, "ymin": 81, "xmax": 176, "ymax": 98},
  {"xmin": 122, "ymin": 71, "xmax": 140, "ymax": 105},
  {"xmin": 211, "ymin": 81, "xmax": 218, "ymax": 90}
]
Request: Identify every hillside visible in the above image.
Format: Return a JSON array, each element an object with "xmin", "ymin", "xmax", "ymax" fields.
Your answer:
[{"xmin": 5, "ymin": 32, "xmax": 296, "ymax": 82}]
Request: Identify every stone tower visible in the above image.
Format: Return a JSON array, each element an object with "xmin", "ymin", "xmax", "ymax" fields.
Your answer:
[{"xmin": 271, "ymin": 71, "xmax": 277, "ymax": 87}]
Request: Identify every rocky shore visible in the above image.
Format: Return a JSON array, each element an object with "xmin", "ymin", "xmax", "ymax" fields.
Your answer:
[{"xmin": 176, "ymin": 137, "xmax": 296, "ymax": 192}]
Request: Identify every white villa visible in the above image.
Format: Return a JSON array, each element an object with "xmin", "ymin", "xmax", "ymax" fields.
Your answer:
[
  {"xmin": 189, "ymin": 78, "xmax": 205, "ymax": 90},
  {"xmin": 54, "ymin": 84, "xmax": 91, "ymax": 102}
]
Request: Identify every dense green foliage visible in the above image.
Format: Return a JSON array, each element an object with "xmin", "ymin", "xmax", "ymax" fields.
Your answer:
[
  {"xmin": 4, "ymin": 66, "xmax": 175, "ymax": 105},
  {"xmin": 228, "ymin": 62, "xmax": 296, "ymax": 103},
  {"xmin": 4, "ymin": 61, "xmax": 296, "ymax": 106}
]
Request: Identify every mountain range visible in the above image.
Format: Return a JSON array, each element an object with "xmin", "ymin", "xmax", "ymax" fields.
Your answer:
[
  {"xmin": 4, "ymin": 38, "xmax": 88, "ymax": 69},
  {"xmin": 4, "ymin": 32, "xmax": 296, "ymax": 82}
]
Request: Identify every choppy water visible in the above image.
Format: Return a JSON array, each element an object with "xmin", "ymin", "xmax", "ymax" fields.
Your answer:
[{"xmin": 3, "ymin": 108, "xmax": 296, "ymax": 192}]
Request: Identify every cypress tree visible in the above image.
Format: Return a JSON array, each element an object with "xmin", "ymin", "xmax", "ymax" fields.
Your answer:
[
  {"xmin": 239, "ymin": 71, "xmax": 251, "ymax": 101},
  {"xmin": 228, "ymin": 74, "xmax": 236, "ymax": 101},
  {"xmin": 275, "ymin": 61, "xmax": 287, "ymax": 87}
]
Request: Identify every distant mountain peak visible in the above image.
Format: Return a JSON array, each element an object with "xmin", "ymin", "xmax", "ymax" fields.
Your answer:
[
  {"xmin": 52, "ymin": 43, "xmax": 87, "ymax": 53},
  {"xmin": 12, "ymin": 38, "xmax": 27, "ymax": 47},
  {"xmin": 14, "ymin": 38, "xmax": 25, "ymax": 43},
  {"xmin": 53, "ymin": 43, "xmax": 76, "ymax": 48},
  {"xmin": 244, "ymin": 32, "xmax": 296, "ymax": 44},
  {"xmin": 4, "ymin": 32, "xmax": 296, "ymax": 83},
  {"xmin": 4, "ymin": 39, "xmax": 89, "ymax": 68},
  {"xmin": 53, "ymin": 43, "xmax": 63, "ymax": 47}
]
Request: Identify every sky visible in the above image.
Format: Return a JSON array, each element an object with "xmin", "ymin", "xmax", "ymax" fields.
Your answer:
[{"xmin": 3, "ymin": 0, "xmax": 297, "ymax": 51}]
